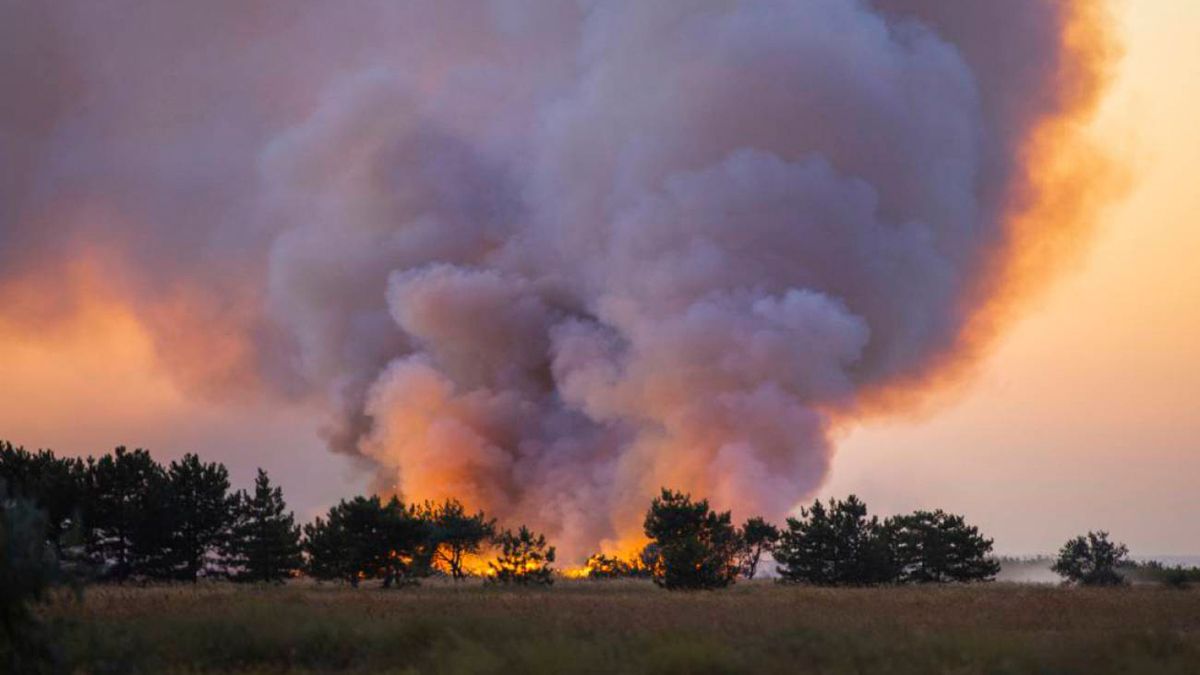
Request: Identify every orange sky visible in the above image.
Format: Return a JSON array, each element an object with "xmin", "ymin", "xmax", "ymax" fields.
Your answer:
[{"xmin": 1, "ymin": 1, "xmax": 1195, "ymax": 553}]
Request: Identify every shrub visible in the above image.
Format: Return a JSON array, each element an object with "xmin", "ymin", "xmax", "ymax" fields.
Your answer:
[
  {"xmin": 1, "ymin": 490, "xmax": 63, "ymax": 672},
  {"xmin": 581, "ymin": 552, "xmax": 651, "ymax": 579},
  {"xmin": 1052, "ymin": 531, "xmax": 1129, "ymax": 586}
]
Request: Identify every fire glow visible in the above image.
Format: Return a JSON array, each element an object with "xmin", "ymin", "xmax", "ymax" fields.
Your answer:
[{"xmin": 0, "ymin": 1, "xmax": 1118, "ymax": 563}]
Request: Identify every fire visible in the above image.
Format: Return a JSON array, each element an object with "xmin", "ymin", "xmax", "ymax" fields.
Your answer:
[
  {"xmin": 561, "ymin": 549, "xmax": 653, "ymax": 580},
  {"xmin": 560, "ymin": 566, "xmax": 592, "ymax": 580},
  {"xmin": 448, "ymin": 552, "xmax": 493, "ymax": 578}
]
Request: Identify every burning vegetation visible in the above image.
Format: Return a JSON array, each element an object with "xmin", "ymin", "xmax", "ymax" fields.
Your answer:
[
  {"xmin": 0, "ymin": 0, "xmax": 1119, "ymax": 564},
  {"xmin": 3, "ymin": 442, "xmax": 1013, "ymax": 590}
]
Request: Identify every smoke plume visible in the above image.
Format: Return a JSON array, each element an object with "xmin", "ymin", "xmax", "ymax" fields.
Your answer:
[{"xmin": 0, "ymin": 1, "xmax": 1116, "ymax": 558}]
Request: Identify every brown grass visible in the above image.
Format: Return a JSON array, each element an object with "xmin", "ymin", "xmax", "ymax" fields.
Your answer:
[{"xmin": 39, "ymin": 580, "xmax": 1200, "ymax": 674}]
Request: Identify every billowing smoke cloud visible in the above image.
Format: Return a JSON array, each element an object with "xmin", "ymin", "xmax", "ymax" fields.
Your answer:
[{"xmin": 0, "ymin": 1, "xmax": 1115, "ymax": 558}]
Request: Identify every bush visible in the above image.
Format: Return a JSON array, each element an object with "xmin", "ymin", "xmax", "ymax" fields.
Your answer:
[
  {"xmin": 1, "ymin": 490, "xmax": 64, "ymax": 672},
  {"xmin": 1160, "ymin": 566, "xmax": 1194, "ymax": 589},
  {"xmin": 1052, "ymin": 531, "xmax": 1129, "ymax": 586},
  {"xmin": 580, "ymin": 552, "xmax": 651, "ymax": 579}
]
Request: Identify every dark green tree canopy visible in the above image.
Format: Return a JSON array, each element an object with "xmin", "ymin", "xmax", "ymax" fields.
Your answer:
[
  {"xmin": 302, "ymin": 495, "xmax": 431, "ymax": 587},
  {"xmin": 643, "ymin": 489, "xmax": 739, "ymax": 590},
  {"xmin": 776, "ymin": 495, "xmax": 892, "ymax": 586},
  {"xmin": 1052, "ymin": 531, "xmax": 1129, "ymax": 586},
  {"xmin": 0, "ymin": 440, "xmax": 1017, "ymax": 594},
  {"xmin": 225, "ymin": 468, "xmax": 302, "ymax": 584},
  {"xmin": 165, "ymin": 453, "xmax": 233, "ymax": 581},
  {"xmin": 0, "ymin": 442, "xmax": 86, "ymax": 553},
  {"xmin": 85, "ymin": 447, "xmax": 169, "ymax": 580},
  {"xmin": 303, "ymin": 496, "xmax": 389, "ymax": 586},
  {"xmin": 884, "ymin": 510, "xmax": 999, "ymax": 584}
]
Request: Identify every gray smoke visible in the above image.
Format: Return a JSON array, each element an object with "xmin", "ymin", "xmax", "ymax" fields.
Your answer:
[{"xmin": 0, "ymin": 1, "xmax": 1114, "ymax": 558}]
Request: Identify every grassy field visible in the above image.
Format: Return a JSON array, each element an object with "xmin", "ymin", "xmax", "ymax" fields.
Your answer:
[{"xmin": 37, "ymin": 580, "xmax": 1200, "ymax": 674}]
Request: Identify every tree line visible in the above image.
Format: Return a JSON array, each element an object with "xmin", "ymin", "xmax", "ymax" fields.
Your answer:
[
  {"xmin": 1, "ymin": 441, "xmax": 1181, "ymax": 592},
  {"xmin": 0, "ymin": 441, "xmax": 555, "ymax": 586},
  {"xmin": 638, "ymin": 489, "xmax": 1000, "ymax": 589}
]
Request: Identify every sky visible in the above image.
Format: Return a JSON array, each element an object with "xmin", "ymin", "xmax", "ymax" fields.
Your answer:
[
  {"xmin": 0, "ymin": 1, "xmax": 1195, "ymax": 556},
  {"xmin": 822, "ymin": 0, "xmax": 1200, "ymax": 555}
]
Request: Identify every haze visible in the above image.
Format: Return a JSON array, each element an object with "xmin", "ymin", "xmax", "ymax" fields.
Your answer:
[{"xmin": 0, "ymin": 1, "xmax": 1194, "ymax": 557}]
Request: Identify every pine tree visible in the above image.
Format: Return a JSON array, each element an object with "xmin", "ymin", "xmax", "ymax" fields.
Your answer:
[
  {"xmin": 165, "ymin": 454, "xmax": 234, "ymax": 581},
  {"xmin": 735, "ymin": 516, "xmax": 780, "ymax": 579},
  {"xmin": 884, "ymin": 510, "xmax": 1000, "ymax": 583},
  {"xmin": 776, "ymin": 495, "xmax": 893, "ymax": 586},
  {"xmin": 84, "ymin": 447, "xmax": 169, "ymax": 581},
  {"xmin": 422, "ymin": 499, "xmax": 494, "ymax": 580},
  {"xmin": 301, "ymin": 511, "xmax": 355, "ymax": 585},
  {"xmin": 225, "ymin": 469, "xmax": 302, "ymax": 583},
  {"xmin": 302, "ymin": 496, "xmax": 413, "ymax": 586},
  {"xmin": 643, "ymin": 489, "xmax": 740, "ymax": 590},
  {"xmin": 378, "ymin": 498, "xmax": 433, "ymax": 588},
  {"xmin": 487, "ymin": 526, "xmax": 555, "ymax": 586},
  {"xmin": 0, "ymin": 442, "xmax": 87, "ymax": 557}
]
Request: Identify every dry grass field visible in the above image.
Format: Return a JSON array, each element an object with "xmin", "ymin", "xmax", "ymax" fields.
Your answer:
[{"xmin": 38, "ymin": 580, "xmax": 1200, "ymax": 674}]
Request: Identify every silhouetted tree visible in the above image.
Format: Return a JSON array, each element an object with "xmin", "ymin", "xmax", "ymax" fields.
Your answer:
[
  {"xmin": 84, "ymin": 447, "xmax": 169, "ymax": 580},
  {"xmin": 1052, "ymin": 531, "xmax": 1129, "ymax": 586},
  {"xmin": 0, "ymin": 442, "xmax": 87, "ymax": 557},
  {"xmin": 883, "ymin": 510, "xmax": 999, "ymax": 583},
  {"xmin": 225, "ymin": 469, "xmax": 302, "ymax": 583},
  {"xmin": 736, "ymin": 516, "xmax": 780, "ymax": 579},
  {"xmin": 165, "ymin": 454, "xmax": 233, "ymax": 581},
  {"xmin": 303, "ymin": 496, "xmax": 388, "ymax": 586},
  {"xmin": 302, "ymin": 514, "xmax": 353, "ymax": 585},
  {"xmin": 303, "ymin": 495, "xmax": 431, "ymax": 587},
  {"xmin": 379, "ymin": 498, "xmax": 432, "ymax": 588},
  {"xmin": 424, "ymin": 499, "xmax": 494, "ymax": 580},
  {"xmin": 776, "ymin": 495, "xmax": 892, "ymax": 586},
  {"xmin": 1, "ymin": 488, "xmax": 63, "ymax": 672},
  {"xmin": 487, "ymin": 526, "xmax": 555, "ymax": 586},
  {"xmin": 643, "ymin": 489, "xmax": 739, "ymax": 590}
]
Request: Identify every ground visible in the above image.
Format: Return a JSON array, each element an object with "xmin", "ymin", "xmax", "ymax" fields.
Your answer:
[{"xmin": 38, "ymin": 580, "xmax": 1200, "ymax": 674}]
